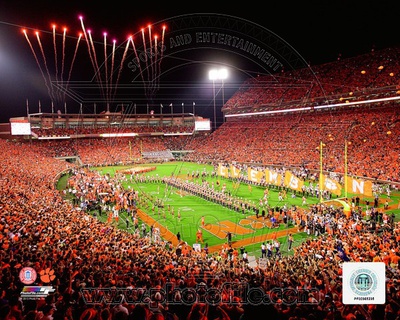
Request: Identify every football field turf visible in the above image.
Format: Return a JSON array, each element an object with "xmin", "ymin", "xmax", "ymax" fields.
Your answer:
[{"xmin": 60, "ymin": 161, "xmax": 400, "ymax": 258}]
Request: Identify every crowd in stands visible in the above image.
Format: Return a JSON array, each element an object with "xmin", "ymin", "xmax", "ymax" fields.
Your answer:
[
  {"xmin": 28, "ymin": 137, "xmax": 169, "ymax": 166},
  {"xmin": 32, "ymin": 125, "xmax": 194, "ymax": 139},
  {"xmin": 184, "ymin": 102, "xmax": 400, "ymax": 184},
  {"xmin": 223, "ymin": 46, "xmax": 400, "ymax": 113},
  {"xmin": 21, "ymin": 100, "xmax": 400, "ymax": 184},
  {"xmin": 0, "ymin": 46, "xmax": 400, "ymax": 320},
  {"xmin": 1, "ymin": 136, "xmax": 400, "ymax": 320}
]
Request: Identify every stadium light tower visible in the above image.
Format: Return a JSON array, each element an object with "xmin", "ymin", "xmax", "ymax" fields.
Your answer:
[{"xmin": 209, "ymin": 68, "xmax": 228, "ymax": 131}]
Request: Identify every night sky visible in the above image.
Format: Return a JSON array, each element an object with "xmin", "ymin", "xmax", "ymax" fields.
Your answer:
[{"xmin": 0, "ymin": 1, "xmax": 398, "ymax": 124}]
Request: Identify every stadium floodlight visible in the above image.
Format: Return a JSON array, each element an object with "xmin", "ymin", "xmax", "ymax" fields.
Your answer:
[{"xmin": 209, "ymin": 68, "xmax": 228, "ymax": 131}]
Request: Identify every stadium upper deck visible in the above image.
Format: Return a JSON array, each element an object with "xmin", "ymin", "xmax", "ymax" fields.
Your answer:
[{"xmin": 222, "ymin": 46, "xmax": 400, "ymax": 117}]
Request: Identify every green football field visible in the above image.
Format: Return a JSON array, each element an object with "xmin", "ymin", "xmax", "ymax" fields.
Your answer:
[{"xmin": 58, "ymin": 161, "xmax": 400, "ymax": 258}]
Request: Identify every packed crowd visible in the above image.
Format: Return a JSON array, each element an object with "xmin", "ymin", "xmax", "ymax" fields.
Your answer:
[
  {"xmin": 1, "ymin": 46, "xmax": 400, "ymax": 320},
  {"xmin": 20, "ymin": 98, "xmax": 400, "ymax": 186},
  {"xmin": 223, "ymin": 46, "xmax": 400, "ymax": 113},
  {"xmin": 0, "ymin": 138, "xmax": 399, "ymax": 320},
  {"xmin": 32, "ymin": 125, "xmax": 194, "ymax": 139},
  {"xmin": 184, "ymin": 102, "xmax": 400, "ymax": 183}
]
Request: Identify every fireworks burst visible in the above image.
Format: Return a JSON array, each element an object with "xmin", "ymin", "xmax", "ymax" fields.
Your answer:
[{"xmin": 23, "ymin": 16, "xmax": 167, "ymax": 114}]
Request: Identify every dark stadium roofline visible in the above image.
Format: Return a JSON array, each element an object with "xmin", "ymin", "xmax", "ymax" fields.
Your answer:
[{"xmin": 225, "ymin": 95, "xmax": 400, "ymax": 118}]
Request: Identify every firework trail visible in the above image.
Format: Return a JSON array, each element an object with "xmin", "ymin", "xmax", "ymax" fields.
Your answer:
[
  {"xmin": 88, "ymin": 30, "xmax": 101, "ymax": 81},
  {"xmin": 51, "ymin": 25, "xmax": 62, "ymax": 104},
  {"xmin": 54, "ymin": 26, "xmax": 68, "ymax": 104},
  {"xmin": 53, "ymin": 27, "xmax": 81, "ymax": 108},
  {"xmin": 152, "ymin": 34, "xmax": 158, "ymax": 95},
  {"xmin": 79, "ymin": 17, "xmax": 97, "ymax": 80},
  {"xmin": 24, "ymin": 17, "xmax": 166, "ymax": 114},
  {"xmin": 158, "ymin": 25, "xmax": 166, "ymax": 91},
  {"xmin": 112, "ymin": 38, "xmax": 131, "ymax": 101},
  {"xmin": 130, "ymin": 37, "xmax": 146, "ymax": 89},
  {"xmin": 135, "ymin": 25, "xmax": 166, "ymax": 104},
  {"xmin": 141, "ymin": 28, "xmax": 151, "ymax": 96},
  {"xmin": 108, "ymin": 39, "xmax": 116, "ymax": 104},
  {"xmin": 23, "ymin": 30, "xmax": 53, "ymax": 105},
  {"xmin": 64, "ymin": 33, "xmax": 82, "ymax": 99},
  {"xmin": 52, "ymin": 25, "xmax": 59, "ymax": 84},
  {"xmin": 88, "ymin": 30, "xmax": 106, "ymax": 101},
  {"xmin": 24, "ymin": 25, "xmax": 85, "ymax": 111},
  {"xmin": 36, "ymin": 31, "xmax": 56, "ymax": 103},
  {"xmin": 60, "ymin": 27, "xmax": 67, "ymax": 87},
  {"xmin": 148, "ymin": 25, "xmax": 155, "ymax": 93},
  {"xmin": 103, "ymin": 33, "xmax": 109, "ymax": 104}
]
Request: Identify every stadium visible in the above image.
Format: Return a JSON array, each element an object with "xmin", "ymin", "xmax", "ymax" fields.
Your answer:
[{"xmin": 0, "ymin": 9, "xmax": 400, "ymax": 320}]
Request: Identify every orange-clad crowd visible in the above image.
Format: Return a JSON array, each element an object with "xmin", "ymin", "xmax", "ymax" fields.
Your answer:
[{"xmin": 0, "ymin": 46, "xmax": 400, "ymax": 320}]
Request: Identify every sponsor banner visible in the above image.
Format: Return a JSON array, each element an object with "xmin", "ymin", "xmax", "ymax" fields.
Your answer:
[{"xmin": 20, "ymin": 286, "xmax": 56, "ymax": 300}]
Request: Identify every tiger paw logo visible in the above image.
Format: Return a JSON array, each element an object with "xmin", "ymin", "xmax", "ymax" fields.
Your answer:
[{"xmin": 39, "ymin": 268, "xmax": 56, "ymax": 283}]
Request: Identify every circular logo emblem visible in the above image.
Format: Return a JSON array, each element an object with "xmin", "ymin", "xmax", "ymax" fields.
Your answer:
[
  {"xmin": 349, "ymin": 268, "xmax": 377, "ymax": 296},
  {"xmin": 19, "ymin": 267, "xmax": 37, "ymax": 285}
]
